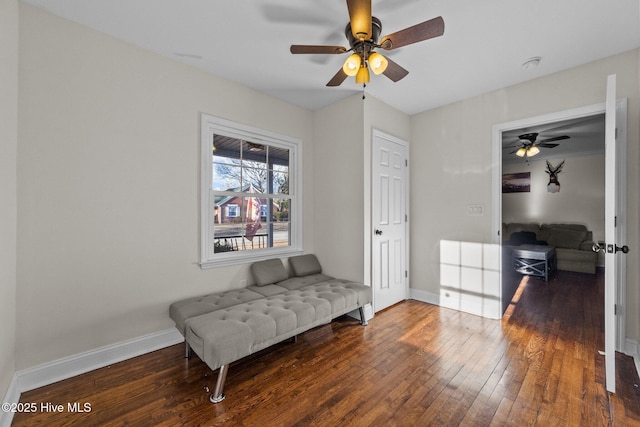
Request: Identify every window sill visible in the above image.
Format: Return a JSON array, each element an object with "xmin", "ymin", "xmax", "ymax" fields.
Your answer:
[{"xmin": 199, "ymin": 247, "xmax": 304, "ymax": 269}]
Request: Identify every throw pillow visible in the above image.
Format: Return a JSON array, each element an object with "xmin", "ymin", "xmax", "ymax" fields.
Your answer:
[
  {"xmin": 289, "ymin": 254, "xmax": 323, "ymax": 277},
  {"xmin": 250, "ymin": 258, "xmax": 288, "ymax": 286}
]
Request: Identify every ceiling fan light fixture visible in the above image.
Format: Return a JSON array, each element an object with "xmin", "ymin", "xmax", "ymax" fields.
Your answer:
[
  {"xmin": 527, "ymin": 146, "xmax": 540, "ymax": 156},
  {"xmin": 355, "ymin": 64, "xmax": 370, "ymax": 84},
  {"xmin": 290, "ymin": 6, "xmax": 445, "ymax": 88},
  {"xmin": 342, "ymin": 53, "xmax": 362, "ymax": 76},
  {"xmin": 515, "ymin": 147, "xmax": 527, "ymax": 157},
  {"xmin": 368, "ymin": 52, "xmax": 388, "ymax": 75}
]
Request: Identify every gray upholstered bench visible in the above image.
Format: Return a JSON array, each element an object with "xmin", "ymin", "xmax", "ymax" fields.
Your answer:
[{"xmin": 169, "ymin": 254, "xmax": 372, "ymax": 403}]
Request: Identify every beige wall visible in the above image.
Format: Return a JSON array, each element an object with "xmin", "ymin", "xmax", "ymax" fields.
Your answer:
[
  {"xmin": 502, "ymin": 155, "xmax": 606, "ymax": 242},
  {"xmin": 312, "ymin": 93, "xmax": 410, "ymax": 288},
  {"xmin": 16, "ymin": 4, "xmax": 315, "ymax": 370},
  {"xmin": 313, "ymin": 94, "xmax": 364, "ymax": 282},
  {"xmin": 411, "ymin": 49, "xmax": 640, "ymax": 341},
  {"xmin": 0, "ymin": 0, "xmax": 19, "ymax": 400}
]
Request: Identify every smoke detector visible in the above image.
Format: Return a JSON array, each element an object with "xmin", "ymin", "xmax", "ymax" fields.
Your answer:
[{"xmin": 522, "ymin": 57, "xmax": 542, "ymax": 69}]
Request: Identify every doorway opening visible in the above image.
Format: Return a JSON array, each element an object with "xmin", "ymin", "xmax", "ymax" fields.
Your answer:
[{"xmin": 492, "ymin": 101, "xmax": 628, "ymax": 351}]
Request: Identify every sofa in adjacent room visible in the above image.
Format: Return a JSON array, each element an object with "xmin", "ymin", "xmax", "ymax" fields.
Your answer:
[{"xmin": 502, "ymin": 222, "xmax": 598, "ymax": 274}]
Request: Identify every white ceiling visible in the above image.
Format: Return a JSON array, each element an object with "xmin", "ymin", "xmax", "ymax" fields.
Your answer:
[{"xmin": 20, "ymin": 0, "xmax": 640, "ymax": 115}]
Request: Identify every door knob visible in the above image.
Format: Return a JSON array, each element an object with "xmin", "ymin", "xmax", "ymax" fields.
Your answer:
[
  {"xmin": 606, "ymin": 244, "xmax": 630, "ymax": 254},
  {"xmin": 375, "ymin": 229, "xmax": 383, "ymax": 236},
  {"xmin": 615, "ymin": 245, "xmax": 630, "ymax": 254}
]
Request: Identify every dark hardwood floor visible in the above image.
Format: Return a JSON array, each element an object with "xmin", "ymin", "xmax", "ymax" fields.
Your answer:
[{"xmin": 13, "ymin": 270, "xmax": 640, "ymax": 426}]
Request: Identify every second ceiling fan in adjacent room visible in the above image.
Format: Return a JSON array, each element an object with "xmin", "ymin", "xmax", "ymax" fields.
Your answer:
[{"xmin": 509, "ymin": 133, "xmax": 570, "ymax": 159}]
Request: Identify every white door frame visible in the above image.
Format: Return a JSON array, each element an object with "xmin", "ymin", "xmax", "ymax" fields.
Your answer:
[
  {"xmin": 370, "ymin": 128, "xmax": 410, "ymax": 312},
  {"xmin": 604, "ymin": 74, "xmax": 618, "ymax": 392},
  {"xmin": 491, "ymin": 100, "xmax": 628, "ymax": 349}
]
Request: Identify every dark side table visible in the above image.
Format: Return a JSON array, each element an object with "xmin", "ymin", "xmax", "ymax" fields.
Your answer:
[{"xmin": 510, "ymin": 244, "xmax": 556, "ymax": 281}]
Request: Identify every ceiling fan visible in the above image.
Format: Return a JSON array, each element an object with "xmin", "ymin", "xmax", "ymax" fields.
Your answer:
[
  {"xmin": 508, "ymin": 133, "xmax": 570, "ymax": 158},
  {"xmin": 289, "ymin": 0, "xmax": 444, "ymax": 86}
]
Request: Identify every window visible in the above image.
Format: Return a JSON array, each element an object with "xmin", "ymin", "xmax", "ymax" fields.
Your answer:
[
  {"xmin": 226, "ymin": 204, "xmax": 239, "ymax": 218},
  {"xmin": 200, "ymin": 114, "xmax": 302, "ymax": 268}
]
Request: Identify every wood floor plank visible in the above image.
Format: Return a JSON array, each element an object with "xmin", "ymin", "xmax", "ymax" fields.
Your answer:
[{"xmin": 12, "ymin": 269, "xmax": 640, "ymax": 426}]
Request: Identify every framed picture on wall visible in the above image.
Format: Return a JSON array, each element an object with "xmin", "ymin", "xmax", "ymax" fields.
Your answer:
[{"xmin": 502, "ymin": 172, "xmax": 530, "ymax": 193}]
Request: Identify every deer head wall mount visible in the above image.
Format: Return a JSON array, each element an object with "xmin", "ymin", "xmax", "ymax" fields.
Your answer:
[{"xmin": 545, "ymin": 160, "xmax": 565, "ymax": 193}]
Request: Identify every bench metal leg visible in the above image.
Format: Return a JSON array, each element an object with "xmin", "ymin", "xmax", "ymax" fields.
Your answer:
[
  {"xmin": 359, "ymin": 307, "xmax": 368, "ymax": 326},
  {"xmin": 185, "ymin": 341, "xmax": 191, "ymax": 359},
  {"xmin": 210, "ymin": 364, "xmax": 228, "ymax": 403}
]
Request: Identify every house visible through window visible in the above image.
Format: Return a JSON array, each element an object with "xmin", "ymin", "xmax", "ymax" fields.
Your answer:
[{"xmin": 200, "ymin": 114, "xmax": 302, "ymax": 268}]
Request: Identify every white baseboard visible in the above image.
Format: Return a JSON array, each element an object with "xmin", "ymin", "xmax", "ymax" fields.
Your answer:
[
  {"xmin": 410, "ymin": 288, "xmax": 440, "ymax": 306},
  {"xmin": 347, "ymin": 303, "xmax": 374, "ymax": 322},
  {"xmin": 17, "ymin": 328, "xmax": 183, "ymax": 394},
  {"xmin": 363, "ymin": 303, "xmax": 374, "ymax": 321},
  {"xmin": 3, "ymin": 328, "xmax": 180, "ymax": 427},
  {"xmin": 624, "ymin": 337, "xmax": 640, "ymax": 379},
  {"xmin": 0, "ymin": 327, "xmax": 183, "ymax": 427},
  {"xmin": 0, "ymin": 375, "xmax": 20, "ymax": 427}
]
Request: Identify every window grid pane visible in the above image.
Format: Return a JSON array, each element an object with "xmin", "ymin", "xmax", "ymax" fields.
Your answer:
[{"xmin": 211, "ymin": 136, "xmax": 291, "ymax": 253}]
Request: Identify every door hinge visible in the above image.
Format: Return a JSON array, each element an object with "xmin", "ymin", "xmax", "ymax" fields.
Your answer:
[
  {"xmin": 615, "ymin": 216, "xmax": 617, "ymax": 227},
  {"xmin": 405, "ymin": 270, "xmax": 408, "ymax": 278},
  {"xmin": 405, "ymin": 214, "xmax": 408, "ymax": 222},
  {"xmin": 614, "ymin": 304, "xmax": 617, "ymax": 315},
  {"xmin": 405, "ymin": 159, "xmax": 408, "ymax": 167}
]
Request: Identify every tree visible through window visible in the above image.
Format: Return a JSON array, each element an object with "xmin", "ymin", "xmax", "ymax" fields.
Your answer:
[{"xmin": 200, "ymin": 114, "xmax": 301, "ymax": 267}]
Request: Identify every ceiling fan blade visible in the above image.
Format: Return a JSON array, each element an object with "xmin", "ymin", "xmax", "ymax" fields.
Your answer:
[
  {"xmin": 346, "ymin": 0, "xmax": 372, "ymax": 40},
  {"xmin": 382, "ymin": 56, "xmax": 409, "ymax": 82},
  {"xmin": 537, "ymin": 143, "xmax": 559, "ymax": 148},
  {"xmin": 539, "ymin": 135, "xmax": 570, "ymax": 143},
  {"xmin": 518, "ymin": 132, "xmax": 538, "ymax": 143},
  {"xmin": 326, "ymin": 69, "xmax": 348, "ymax": 86},
  {"xmin": 290, "ymin": 45, "xmax": 348, "ymax": 54},
  {"xmin": 380, "ymin": 16, "xmax": 444, "ymax": 50}
]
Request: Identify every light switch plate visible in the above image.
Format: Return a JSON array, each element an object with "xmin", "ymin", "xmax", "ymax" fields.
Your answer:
[{"xmin": 467, "ymin": 204, "xmax": 484, "ymax": 216}]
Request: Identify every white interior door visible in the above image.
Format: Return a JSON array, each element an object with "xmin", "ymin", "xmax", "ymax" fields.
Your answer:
[
  {"xmin": 603, "ymin": 73, "xmax": 618, "ymax": 393},
  {"xmin": 372, "ymin": 130, "xmax": 408, "ymax": 312}
]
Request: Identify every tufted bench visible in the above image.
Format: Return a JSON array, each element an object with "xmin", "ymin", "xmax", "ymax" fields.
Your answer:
[
  {"xmin": 170, "ymin": 254, "xmax": 372, "ymax": 403},
  {"xmin": 169, "ymin": 288, "xmax": 265, "ymax": 337}
]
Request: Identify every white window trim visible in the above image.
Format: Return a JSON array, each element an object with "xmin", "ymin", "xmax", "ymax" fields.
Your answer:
[
  {"xmin": 200, "ymin": 114, "xmax": 303, "ymax": 269},
  {"xmin": 226, "ymin": 204, "xmax": 239, "ymax": 218}
]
